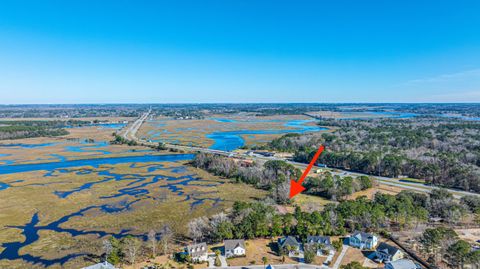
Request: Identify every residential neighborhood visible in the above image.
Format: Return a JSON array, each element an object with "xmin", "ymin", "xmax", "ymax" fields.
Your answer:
[{"xmin": 153, "ymin": 232, "xmax": 420, "ymax": 269}]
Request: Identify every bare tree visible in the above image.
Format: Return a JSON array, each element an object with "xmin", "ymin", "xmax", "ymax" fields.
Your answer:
[
  {"xmin": 124, "ymin": 236, "xmax": 142, "ymax": 268},
  {"xmin": 148, "ymin": 229, "xmax": 157, "ymax": 258},
  {"xmin": 159, "ymin": 224, "xmax": 173, "ymax": 254},
  {"xmin": 102, "ymin": 238, "xmax": 113, "ymax": 262},
  {"xmin": 188, "ymin": 217, "xmax": 210, "ymax": 242}
]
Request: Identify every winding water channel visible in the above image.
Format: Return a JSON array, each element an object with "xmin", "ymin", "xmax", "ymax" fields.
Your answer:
[{"xmin": 0, "ymin": 119, "xmax": 326, "ymax": 266}]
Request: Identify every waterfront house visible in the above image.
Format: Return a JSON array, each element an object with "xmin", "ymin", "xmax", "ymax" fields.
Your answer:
[
  {"xmin": 224, "ymin": 239, "xmax": 246, "ymax": 257},
  {"xmin": 349, "ymin": 231, "xmax": 378, "ymax": 249},
  {"xmin": 186, "ymin": 242, "xmax": 208, "ymax": 262}
]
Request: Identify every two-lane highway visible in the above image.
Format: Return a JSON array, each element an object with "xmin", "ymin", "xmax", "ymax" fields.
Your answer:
[{"xmin": 123, "ymin": 112, "xmax": 480, "ymax": 199}]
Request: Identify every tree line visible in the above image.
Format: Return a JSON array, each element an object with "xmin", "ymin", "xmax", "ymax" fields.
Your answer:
[
  {"xmin": 97, "ymin": 189, "xmax": 480, "ymax": 267},
  {"xmin": 265, "ymin": 118, "xmax": 480, "ymax": 193},
  {"xmin": 0, "ymin": 120, "xmax": 87, "ymax": 140},
  {"xmin": 193, "ymin": 152, "xmax": 374, "ymax": 202},
  {"xmin": 188, "ymin": 189, "xmax": 480, "ymax": 244},
  {"xmin": 102, "ymin": 225, "xmax": 173, "ymax": 268},
  {"xmin": 192, "ymin": 153, "xmax": 301, "ymax": 204}
]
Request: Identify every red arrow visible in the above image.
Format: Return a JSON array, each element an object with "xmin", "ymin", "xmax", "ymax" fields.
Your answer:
[{"xmin": 289, "ymin": 145, "xmax": 325, "ymax": 199}]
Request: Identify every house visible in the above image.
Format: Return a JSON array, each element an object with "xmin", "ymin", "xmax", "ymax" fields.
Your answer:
[
  {"xmin": 349, "ymin": 231, "xmax": 378, "ymax": 249},
  {"xmin": 278, "ymin": 236, "xmax": 302, "ymax": 256},
  {"xmin": 266, "ymin": 265, "xmax": 276, "ymax": 269},
  {"xmin": 82, "ymin": 261, "xmax": 118, "ymax": 269},
  {"xmin": 224, "ymin": 239, "xmax": 246, "ymax": 257},
  {"xmin": 385, "ymin": 259, "xmax": 418, "ymax": 269},
  {"xmin": 186, "ymin": 242, "xmax": 208, "ymax": 262},
  {"xmin": 375, "ymin": 242, "xmax": 403, "ymax": 262},
  {"xmin": 306, "ymin": 235, "xmax": 334, "ymax": 256}
]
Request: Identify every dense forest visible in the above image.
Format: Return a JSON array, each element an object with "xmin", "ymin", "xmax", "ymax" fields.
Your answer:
[
  {"xmin": 266, "ymin": 118, "xmax": 480, "ymax": 192},
  {"xmin": 0, "ymin": 120, "xmax": 88, "ymax": 140}
]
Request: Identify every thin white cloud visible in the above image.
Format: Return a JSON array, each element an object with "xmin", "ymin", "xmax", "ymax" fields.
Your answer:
[
  {"xmin": 428, "ymin": 90, "xmax": 480, "ymax": 102},
  {"xmin": 405, "ymin": 68, "xmax": 480, "ymax": 85}
]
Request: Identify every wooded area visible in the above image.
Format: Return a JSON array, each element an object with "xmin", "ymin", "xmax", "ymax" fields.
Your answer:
[{"xmin": 266, "ymin": 118, "xmax": 480, "ymax": 192}]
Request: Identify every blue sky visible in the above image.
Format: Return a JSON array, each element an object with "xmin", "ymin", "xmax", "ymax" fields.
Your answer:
[{"xmin": 0, "ymin": 0, "xmax": 479, "ymax": 103}]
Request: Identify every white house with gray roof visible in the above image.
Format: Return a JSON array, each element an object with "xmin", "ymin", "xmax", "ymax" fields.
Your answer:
[
  {"xmin": 186, "ymin": 242, "xmax": 208, "ymax": 262},
  {"xmin": 224, "ymin": 239, "xmax": 246, "ymax": 257}
]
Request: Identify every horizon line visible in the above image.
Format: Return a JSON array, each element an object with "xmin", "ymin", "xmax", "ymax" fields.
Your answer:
[{"xmin": 2, "ymin": 102, "xmax": 480, "ymax": 106}]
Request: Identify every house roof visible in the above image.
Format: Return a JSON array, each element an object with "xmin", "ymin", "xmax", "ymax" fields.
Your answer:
[
  {"xmin": 278, "ymin": 236, "xmax": 300, "ymax": 248},
  {"xmin": 386, "ymin": 259, "xmax": 417, "ymax": 269},
  {"xmin": 186, "ymin": 242, "xmax": 208, "ymax": 257},
  {"xmin": 266, "ymin": 265, "xmax": 275, "ymax": 269},
  {"xmin": 307, "ymin": 235, "xmax": 331, "ymax": 245},
  {"xmin": 376, "ymin": 242, "xmax": 401, "ymax": 256},
  {"xmin": 224, "ymin": 239, "xmax": 245, "ymax": 251},
  {"xmin": 82, "ymin": 261, "xmax": 117, "ymax": 269},
  {"xmin": 352, "ymin": 231, "xmax": 376, "ymax": 242}
]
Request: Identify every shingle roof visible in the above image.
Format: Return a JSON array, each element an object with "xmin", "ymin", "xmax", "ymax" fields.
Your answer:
[
  {"xmin": 278, "ymin": 236, "xmax": 300, "ymax": 248},
  {"xmin": 352, "ymin": 231, "xmax": 376, "ymax": 241},
  {"xmin": 376, "ymin": 242, "xmax": 401, "ymax": 256},
  {"xmin": 386, "ymin": 259, "xmax": 417, "ymax": 269},
  {"xmin": 307, "ymin": 235, "xmax": 331, "ymax": 245},
  {"xmin": 224, "ymin": 239, "xmax": 245, "ymax": 251},
  {"xmin": 186, "ymin": 242, "xmax": 208, "ymax": 257}
]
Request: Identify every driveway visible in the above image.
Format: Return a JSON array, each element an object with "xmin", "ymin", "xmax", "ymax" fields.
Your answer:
[
  {"xmin": 208, "ymin": 254, "xmax": 228, "ymax": 268},
  {"xmin": 332, "ymin": 245, "xmax": 349, "ymax": 269}
]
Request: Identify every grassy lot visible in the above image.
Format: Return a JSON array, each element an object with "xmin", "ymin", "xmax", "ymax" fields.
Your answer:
[{"xmin": 292, "ymin": 193, "xmax": 333, "ymax": 212}]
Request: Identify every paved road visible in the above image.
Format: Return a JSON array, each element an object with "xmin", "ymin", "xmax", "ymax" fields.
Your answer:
[
  {"xmin": 218, "ymin": 264, "xmax": 327, "ymax": 269},
  {"xmin": 324, "ymin": 167, "xmax": 480, "ymax": 199},
  {"xmin": 121, "ymin": 109, "xmax": 150, "ymax": 140},
  {"xmin": 124, "ymin": 113, "xmax": 480, "ymax": 199}
]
